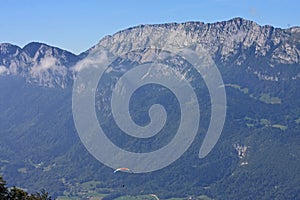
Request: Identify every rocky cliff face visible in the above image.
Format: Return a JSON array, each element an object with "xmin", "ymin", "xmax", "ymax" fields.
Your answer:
[
  {"xmin": 96, "ymin": 17, "xmax": 299, "ymax": 63},
  {"xmin": 1, "ymin": 18, "xmax": 299, "ymax": 87},
  {"xmin": 0, "ymin": 42, "xmax": 79, "ymax": 88}
]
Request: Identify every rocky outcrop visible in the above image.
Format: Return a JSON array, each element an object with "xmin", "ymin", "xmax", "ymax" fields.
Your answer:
[{"xmin": 1, "ymin": 18, "xmax": 299, "ymax": 88}]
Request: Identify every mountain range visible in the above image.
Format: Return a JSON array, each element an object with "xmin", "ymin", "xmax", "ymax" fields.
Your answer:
[
  {"xmin": 0, "ymin": 17, "xmax": 299, "ymax": 200},
  {"xmin": 1, "ymin": 17, "xmax": 300, "ymax": 87}
]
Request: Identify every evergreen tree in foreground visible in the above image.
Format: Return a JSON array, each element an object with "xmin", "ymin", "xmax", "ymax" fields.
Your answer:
[
  {"xmin": 0, "ymin": 176, "xmax": 8, "ymax": 199},
  {"xmin": 0, "ymin": 175, "xmax": 52, "ymax": 200}
]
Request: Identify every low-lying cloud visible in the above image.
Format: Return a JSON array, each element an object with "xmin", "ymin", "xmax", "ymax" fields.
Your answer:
[
  {"xmin": 0, "ymin": 65, "xmax": 9, "ymax": 75},
  {"xmin": 30, "ymin": 56, "xmax": 67, "ymax": 76}
]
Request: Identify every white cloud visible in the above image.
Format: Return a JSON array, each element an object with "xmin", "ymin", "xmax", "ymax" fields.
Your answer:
[
  {"xmin": 31, "ymin": 57, "xmax": 57, "ymax": 73},
  {"xmin": 71, "ymin": 48, "xmax": 110, "ymax": 72},
  {"xmin": 30, "ymin": 56, "xmax": 67, "ymax": 76},
  {"xmin": 0, "ymin": 65, "xmax": 9, "ymax": 75}
]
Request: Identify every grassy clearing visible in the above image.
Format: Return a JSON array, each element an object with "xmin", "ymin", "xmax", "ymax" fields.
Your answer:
[
  {"xmin": 57, "ymin": 192, "xmax": 107, "ymax": 200},
  {"xmin": 17, "ymin": 167, "xmax": 27, "ymax": 173},
  {"xmin": 57, "ymin": 196, "xmax": 79, "ymax": 200},
  {"xmin": 81, "ymin": 181, "xmax": 103, "ymax": 190},
  {"xmin": 225, "ymin": 84, "xmax": 281, "ymax": 104},
  {"xmin": 260, "ymin": 119, "xmax": 271, "ymax": 126},
  {"xmin": 115, "ymin": 196, "xmax": 145, "ymax": 200},
  {"xmin": 112, "ymin": 195, "xmax": 212, "ymax": 200},
  {"xmin": 259, "ymin": 93, "xmax": 281, "ymax": 104},
  {"xmin": 272, "ymin": 124, "xmax": 288, "ymax": 131},
  {"xmin": 198, "ymin": 195, "xmax": 213, "ymax": 200},
  {"xmin": 225, "ymin": 84, "xmax": 249, "ymax": 94}
]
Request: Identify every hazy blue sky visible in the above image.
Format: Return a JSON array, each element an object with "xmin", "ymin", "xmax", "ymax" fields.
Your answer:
[{"xmin": 1, "ymin": 0, "xmax": 299, "ymax": 54}]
